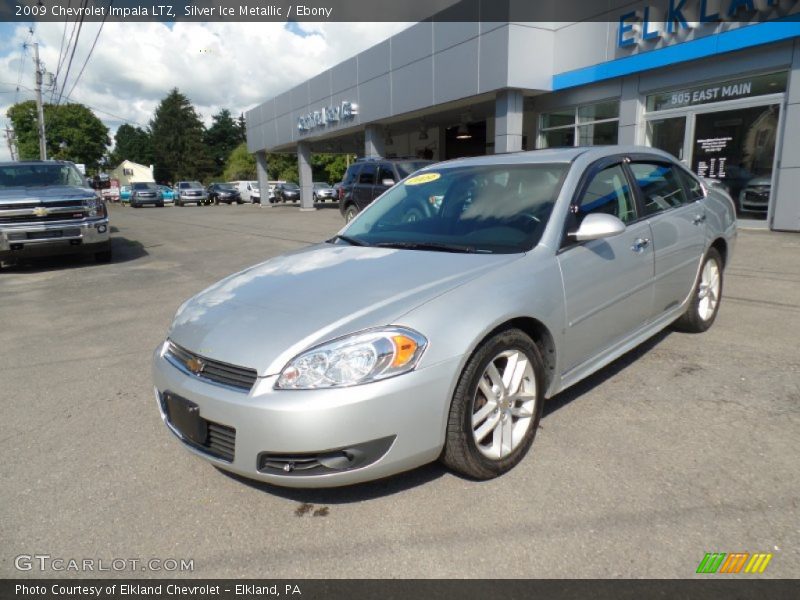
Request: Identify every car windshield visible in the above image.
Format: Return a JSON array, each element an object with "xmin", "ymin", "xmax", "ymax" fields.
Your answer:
[
  {"xmin": 284, "ymin": 183, "xmax": 299, "ymax": 190},
  {"xmin": 179, "ymin": 181, "xmax": 202, "ymax": 188},
  {"xmin": 132, "ymin": 182, "xmax": 157, "ymax": 190},
  {"xmin": 249, "ymin": 181, "xmax": 259, "ymax": 190},
  {"xmin": 338, "ymin": 163, "xmax": 568, "ymax": 254},
  {"xmin": 217, "ymin": 184, "xmax": 235, "ymax": 191},
  {"xmin": 314, "ymin": 182, "xmax": 330, "ymax": 189},
  {"xmin": 396, "ymin": 161, "xmax": 434, "ymax": 179},
  {"xmin": 0, "ymin": 163, "xmax": 86, "ymax": 188}
]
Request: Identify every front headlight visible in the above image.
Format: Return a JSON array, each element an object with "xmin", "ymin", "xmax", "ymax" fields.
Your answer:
[
  {"xmin": 83, "ymin": 197, "xmax": 105, "ymax": 217},
  {"xmin": 276, "ymin": 327, "xmax": 427, "ymax": 390}
]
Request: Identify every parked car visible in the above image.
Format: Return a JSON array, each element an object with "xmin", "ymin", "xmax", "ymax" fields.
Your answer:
[
  {"xmin": 152, "ymin": 146, "xmax": 736, "ymax": 488},
  {"xmin": 339, "ymin": 157, "xmax": 433, "ymax": 222},
  {"xmin": 159, "ymin": 185, "xmax": 175, "ymax": 204},
  {"xmin": 174, "ymin": 181, "xmax": 209, "ymax": 206},
  {"xmin": 274, "ymin": 182, "xmax": 300, "ymax": 202},
  {"xmin": 738, "ymin": 176, "xmax": 771, "ymax": 215},
  {"xmin": 207, "ymin": 183, "xmax": 243, "ymax": 205},
  {"xmin": 266, "ymin": 180, "xmax": 284, "ymax": 204},
  {"xmin": 231, "ymin": 181, "xmax": 261, "ymax": 204},
  {"xmin": 130, "ymin": 182, "xmax": 164, "ymax": 208},
  {"xmin": 0, "ymin": 160, "xmax": 111, "ymax": 265},
  {"xmin": 119, "ymin": 185, "xmax": 131, "ymax": 204},
  {"xmin": 313, "ymin": 182, "xmax": 336, "ymax": 202}
]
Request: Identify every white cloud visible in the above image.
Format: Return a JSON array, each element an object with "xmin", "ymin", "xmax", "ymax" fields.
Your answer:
[{"xmin": 0, "ymin": 21, "xmax": 412, "ymax": 162}]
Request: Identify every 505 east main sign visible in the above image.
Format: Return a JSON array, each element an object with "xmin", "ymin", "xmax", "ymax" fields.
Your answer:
[
  {"xmin": 618, "ymin": 0, "xmax": 800, "ymax": 47},
  {"xmin": 297, "ymin": 101, "xmax": 358, "ymax": 133}
]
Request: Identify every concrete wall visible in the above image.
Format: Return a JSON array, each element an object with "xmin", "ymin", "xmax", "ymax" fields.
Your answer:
[{"xmin": 772, "ymin": 38, "xmax": 800, "ymax": 231}]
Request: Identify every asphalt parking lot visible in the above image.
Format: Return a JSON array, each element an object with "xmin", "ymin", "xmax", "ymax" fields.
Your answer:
[{"xmin": 1, "ymin": 203, "xmax": 798, "ymax": 579}]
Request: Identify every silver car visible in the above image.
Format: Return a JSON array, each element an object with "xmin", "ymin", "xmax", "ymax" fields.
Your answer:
[{"xmin": 152, "ymin": 146, "xmax": 736, "ymax": 488}]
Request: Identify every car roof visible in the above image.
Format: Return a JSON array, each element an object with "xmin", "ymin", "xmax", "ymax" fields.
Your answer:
[{"xmin": 421, "ymin": 146, "xmax": 677, "ymax": 170}]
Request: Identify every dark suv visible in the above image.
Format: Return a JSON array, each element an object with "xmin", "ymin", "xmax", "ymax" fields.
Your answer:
[{"xmin": 338, "ymin": 158, "xmax": 433, "ymax": 222}]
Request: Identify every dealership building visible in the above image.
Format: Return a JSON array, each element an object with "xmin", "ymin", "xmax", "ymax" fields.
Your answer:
[{"xmin": 246, "ymin": 3, "xmax": 800, "ymax": 231}]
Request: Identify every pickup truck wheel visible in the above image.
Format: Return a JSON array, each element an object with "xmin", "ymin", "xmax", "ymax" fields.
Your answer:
[
  {"xmin": 441, "ymin": 328, "xmax": 544, "ymax": 480},
  {"xmin": 672, "ymin": 247, "xmax": 723, "ymax": 333},
  {"xmin": 344, "ymin": 205, "xmax": 358, "ymax": 223}
]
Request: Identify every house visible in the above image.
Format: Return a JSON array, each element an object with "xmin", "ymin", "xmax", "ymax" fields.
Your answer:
[{"xmin": 110, "ymin": 160, "xmax": 155, "ymax": 186}]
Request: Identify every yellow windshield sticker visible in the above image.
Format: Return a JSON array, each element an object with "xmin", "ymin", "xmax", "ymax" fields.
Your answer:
[{"xmin": 405, "ymin": 172, "xmax": 441, "ymax": 186}]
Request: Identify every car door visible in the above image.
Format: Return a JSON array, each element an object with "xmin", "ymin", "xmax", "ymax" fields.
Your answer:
[
  {"xmin": 627, "ymin": 158, "xmax": 706, "ymax": 317},
  {"xmin": 354, "ymin": 163, "xmax": 377, "ymax": 211},
  {"xmin": 557, "ymin": 159, "xmax": 655, "ymax": 373}
]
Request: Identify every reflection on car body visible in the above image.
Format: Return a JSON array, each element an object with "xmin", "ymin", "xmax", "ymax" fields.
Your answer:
[{"xmin": 153, "ymin": 146, "xmax": 736, "ymax": 488}]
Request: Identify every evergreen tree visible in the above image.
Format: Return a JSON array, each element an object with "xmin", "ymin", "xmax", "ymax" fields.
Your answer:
[
  {"xmin": 204, "ymin": 109, "xmax": 241, "ymax": 177},
  {"xmin": 149, "ymin": 88, "xmax": 213, "ymax": 183}
]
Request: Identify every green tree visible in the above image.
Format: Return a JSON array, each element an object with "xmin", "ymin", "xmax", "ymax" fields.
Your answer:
[
  {"xmin": 204, "ymin": 109, "xmax": 241, "ymax": 177},
  {"xmin": 7, "ymin": 100, "xmax": 110, "ymax": 166},
  {"xmin": 222, "ymin": 143, "xmax": 256, "ymax": 180},
  {"xmin": 149, "ymin": 88, "xmax": 213, "ymax": 183},
  {"xmin": 237, "ymin": 113, "xmax": 247, "ymax": 144},
  {"xmin": 110, "ymin": 124, "xmax": 153, "ymax": 167}
]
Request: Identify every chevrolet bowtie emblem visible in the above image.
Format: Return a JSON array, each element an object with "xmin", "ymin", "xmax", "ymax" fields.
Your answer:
[
  {"xmin": 33, "ymin": 207, "xmax": 49, "ymax": 217},
  {"xmin": 186, "ymin": 357, "xmax": 206, "ymax": 374}
]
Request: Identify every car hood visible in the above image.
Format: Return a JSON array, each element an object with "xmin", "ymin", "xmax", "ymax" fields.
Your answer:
[
  {"xmin": 0, "ymin": 185, "xmax": 95, "ymax": 204},
  {"xmin": 168, "ymin": 244, "xmax": 521, "ymax": 376},
  {"xmin": 744, "ymin": 177, "xmax": 771, "ymax": 187}
]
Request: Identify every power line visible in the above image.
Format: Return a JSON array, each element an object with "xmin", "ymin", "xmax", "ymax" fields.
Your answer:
[
  {"xmin": 53, "ymin": 0, "xmax": 73, "ymax": 102},
  {"xmin": 65, "ymin": 4, "xmax": 110, "ymax": 101},
  {"xmin": 55, "ymin": 0, "xmax": 88, "ymax": 106}
]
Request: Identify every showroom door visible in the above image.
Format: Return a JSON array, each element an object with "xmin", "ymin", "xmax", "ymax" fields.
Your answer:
[{"xmin": 691, "ymin": 104, "xmax": 780, "ymax": 221}]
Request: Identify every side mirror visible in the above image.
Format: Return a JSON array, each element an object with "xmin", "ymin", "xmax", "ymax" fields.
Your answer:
[
  {"xmin": 571, "ymin": 213, "xmax": 626, "ymax": 242},
  {"xmin": 381, "ymin": 178, "xmax": 395, "ymax": 187}
]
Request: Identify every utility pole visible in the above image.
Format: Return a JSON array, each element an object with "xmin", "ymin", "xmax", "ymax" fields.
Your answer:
[
  {"xmin": 4, "ymin": 128, "xmax": 17, "ymax": 161},
  {"xmin": 33, "ymin": 42, "xmax": 47, "ymax": 160}
]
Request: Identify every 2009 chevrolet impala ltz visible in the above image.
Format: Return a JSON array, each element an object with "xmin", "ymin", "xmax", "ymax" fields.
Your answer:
[{"xmin": 152, "ymin": 146, "xmax": 736, "ymax": 488}]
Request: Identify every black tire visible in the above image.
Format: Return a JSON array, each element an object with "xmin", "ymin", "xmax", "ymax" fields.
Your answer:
[
  {"xmin": 344, "ymin": 205, "xmax": 358, "ymax": 223},
  {"xmin": 441, "ymin": 328, "xmax": 545, "ymax": 480},
  {"xmin": 672, "ymin": 247, "xmax": 724, "ymax": 333},
  {"xmin": 157, "ymin": 202, "xmax": 164, "ymax": 207}
]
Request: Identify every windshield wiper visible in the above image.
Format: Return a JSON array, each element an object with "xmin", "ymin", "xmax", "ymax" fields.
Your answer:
[
  {"xmin": 374, "ymin": 241, "xmax": 477, "ymax": 253},
  {"xmin": 328, "ymin": 234, "xmax": 370, "ymax": 247}
]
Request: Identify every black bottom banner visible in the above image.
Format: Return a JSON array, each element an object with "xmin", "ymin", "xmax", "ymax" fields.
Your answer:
[{"xmin": 3, "ymin": 579, "xmax": 799, "ymax": 600}]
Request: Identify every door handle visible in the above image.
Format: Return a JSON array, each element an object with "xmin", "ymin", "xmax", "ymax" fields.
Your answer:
[
  {"xmin": 693, "ymin": 214, "xmax": 706, "ymax": 225},
  {"xmin": 631, "ymin": 238, "xmax": 650, "ymax": 253}
]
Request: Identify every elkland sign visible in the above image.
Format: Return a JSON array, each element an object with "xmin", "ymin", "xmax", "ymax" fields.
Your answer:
[
  {"xmin": 618, "ymin": 0, "xmax": 800, "ymax": 47},
  {"xmin": 297, "ymin": 101, "xmax": 358, "ymax": 133}
]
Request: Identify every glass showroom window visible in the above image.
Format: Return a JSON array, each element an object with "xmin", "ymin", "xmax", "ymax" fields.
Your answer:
[{"xmin": 539, "ymin": 100, "xmax": 620, "ymax": 148}]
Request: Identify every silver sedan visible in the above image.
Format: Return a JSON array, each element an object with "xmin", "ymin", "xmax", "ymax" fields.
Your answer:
[{"xmin": 152, "ymin": 146, "xmax": 736, "ymax": 487}]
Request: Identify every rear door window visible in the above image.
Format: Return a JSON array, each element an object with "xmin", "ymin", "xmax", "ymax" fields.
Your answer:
[
  {"xmin": 343, "ymin": 166, "xmax": 360, "ymax": 186},
  {"xmin": 358, "ymin": 164, "xmax": 377, "ymax": 185}
]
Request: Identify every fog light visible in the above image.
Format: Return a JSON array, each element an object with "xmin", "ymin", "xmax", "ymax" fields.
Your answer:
[{"xmin": 97, "ymin": 224, "xmax": 107, "ymax": 233}]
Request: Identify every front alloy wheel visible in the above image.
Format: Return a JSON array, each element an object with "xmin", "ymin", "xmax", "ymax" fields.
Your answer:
[{"xmin": 442, "ymin": 329, "xmax": 544, "ymax": 480}]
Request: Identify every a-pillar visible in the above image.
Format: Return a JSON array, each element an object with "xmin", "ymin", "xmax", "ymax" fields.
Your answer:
[
  {"xmin": 495, "ymin": 89, "xmax": 524, "ymax": 154},
  {"xmin": 364, "ymin": 125, "xmax": 385, "ymax": 158},
  {"xmin": 297, "ymin": 142, "xmax": 315, "ymax": 211},
  {"xmin": 255, "ymin": 151, "xmax": 269, "ymax": 207}
]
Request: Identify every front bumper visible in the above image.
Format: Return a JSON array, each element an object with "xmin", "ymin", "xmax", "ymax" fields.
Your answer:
[
  {"xmin": 179, "ymin": 194, "xmax": 207, "ymax": 203},
  {"xmin": 152, "ymin": 345, "xmax": 460, "ymax": 487},
  {"xmin": 0, "ymin": 218, "xmax": 110, "ymax": 259}
]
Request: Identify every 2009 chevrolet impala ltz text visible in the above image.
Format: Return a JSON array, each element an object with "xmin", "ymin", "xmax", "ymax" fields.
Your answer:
[{"xmin": 152, "ymin": 146, "xmax": 736, "ymax": 488}]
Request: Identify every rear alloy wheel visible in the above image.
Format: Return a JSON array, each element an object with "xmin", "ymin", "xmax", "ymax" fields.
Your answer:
[
  {"xmin": 672, "ymin": 247, "xmax": 723, "ymax": 333},
  {"xmin": 344, "ymin": 205, "xmax": 358, "ymax": 223},
  {"xmin": 441, "ymin": 328, "xmax": 545, "ymax": 480}
]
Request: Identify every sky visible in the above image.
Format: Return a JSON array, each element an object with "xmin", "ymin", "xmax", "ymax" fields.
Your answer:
[{"xmin": 0, "ymin": 20, "xmax": 412, "ymax": 162}]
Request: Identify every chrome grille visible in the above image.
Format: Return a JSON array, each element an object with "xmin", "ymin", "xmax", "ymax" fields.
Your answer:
[{"xmin": 165, "ymin": 341, "xmax": 258, "ymax": 392}]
